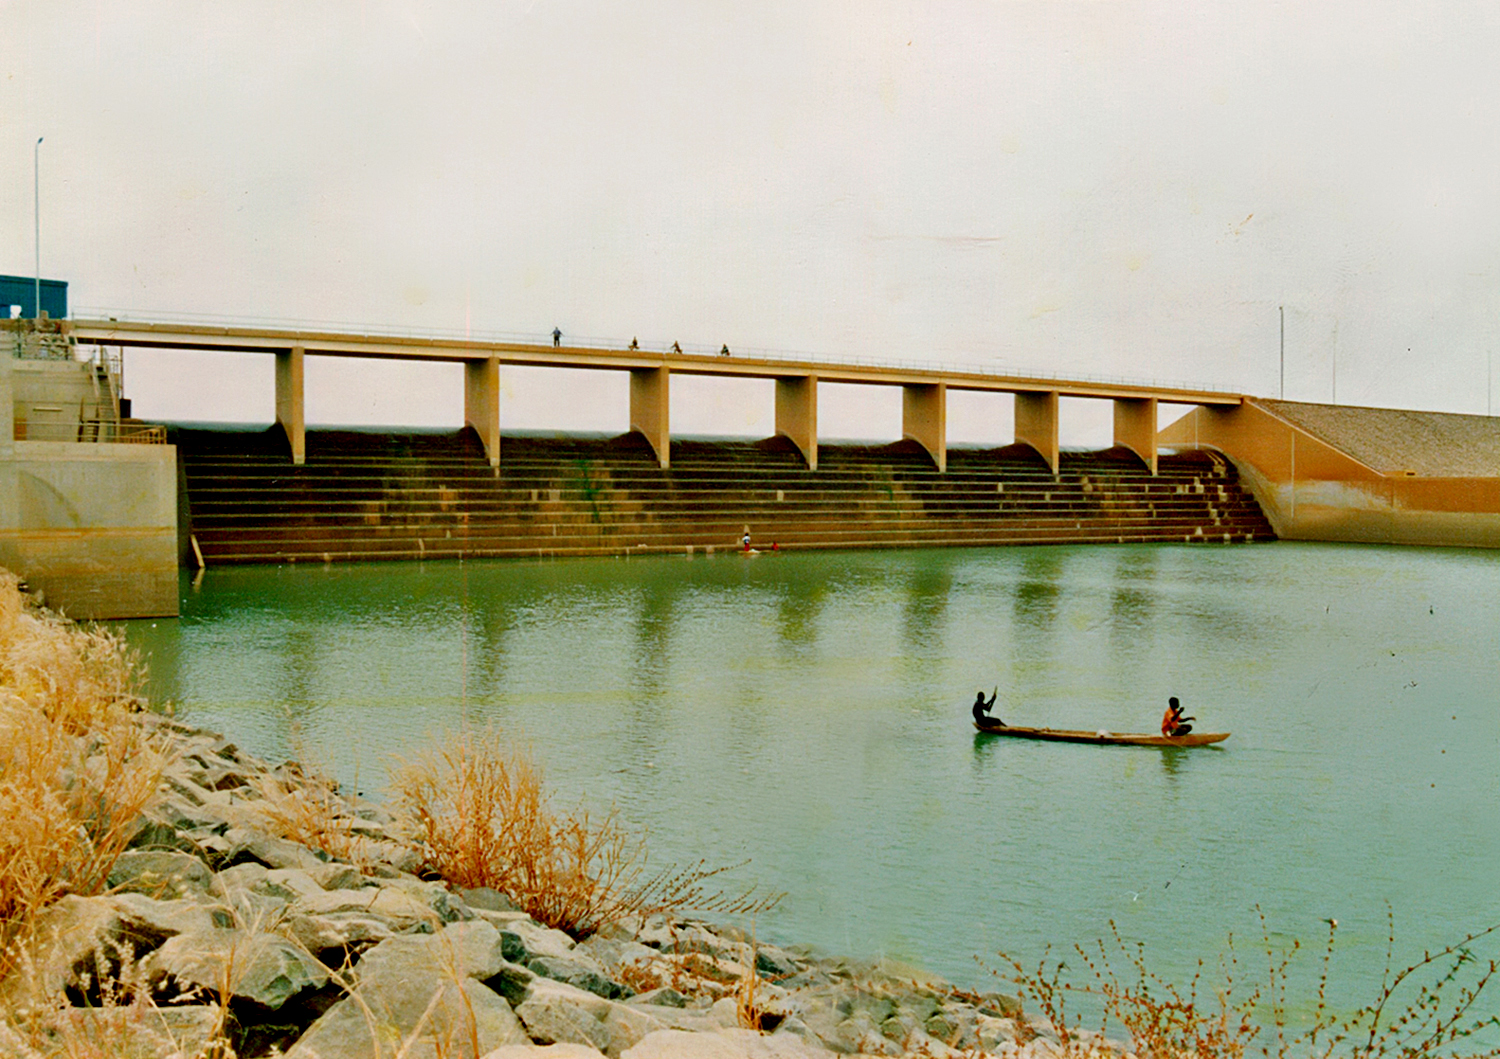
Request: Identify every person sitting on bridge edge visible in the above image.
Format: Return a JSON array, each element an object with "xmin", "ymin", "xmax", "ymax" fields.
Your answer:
[
  {"xmin": 973, "ymin": 688, "xmax": 1001, "ymax": 726},
  {"xmin": 1161, "ymin": 696, "xmax": 1195, "ymax": 737},
  {"xmin": 552, "ymin": 327, "xmax": 562, "ymax": 347},
  {"xmin": 721, "ymin": 343, "xmax": 731, "ymax": 356}
]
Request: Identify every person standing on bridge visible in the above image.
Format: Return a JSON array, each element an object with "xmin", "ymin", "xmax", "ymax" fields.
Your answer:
[
  {"xmin": 552, "ymin": 327, "xmax": 562, "ymax": 347},
  {"xmin": 629, "ymin": 337, "xmax": 639, "ymax": 350},
  {"xmin": 671, "ymin": 341, "xmax": 682, "ymax": 353},
  {"xmin": 721, "ymin": 344, "xmax": 731, "ymax": 356}
]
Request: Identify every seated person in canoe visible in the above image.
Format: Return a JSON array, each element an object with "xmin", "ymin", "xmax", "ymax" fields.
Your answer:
[
  {"xmin": 972, "ymin": 688, "xmax": 1002, "ymax": 726},
  {"xmin": 1161, "ymin": 696, "xmax": 1195, "ymax": 737}
]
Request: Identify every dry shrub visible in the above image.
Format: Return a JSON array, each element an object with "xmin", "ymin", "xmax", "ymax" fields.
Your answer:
[
  {"xmin": 0, "ymin": 571, "xmax": 167, "ymax": 983},
  {"xmin": 995, "ymin": 911, "xmax": 1500, "ymax": 1059},
  {"xmin": 394, "ymin": 728, "xmax": 779, "ymax": 938}
]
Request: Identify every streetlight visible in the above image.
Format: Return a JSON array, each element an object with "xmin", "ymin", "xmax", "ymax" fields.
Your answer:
[
  {"xmin": 1279, "ymin": 305, "xmax": 1284, "ymax": 399},
  {"xmin": 33, "ymin": 136, "xmax": 43, "ymax": 319}
]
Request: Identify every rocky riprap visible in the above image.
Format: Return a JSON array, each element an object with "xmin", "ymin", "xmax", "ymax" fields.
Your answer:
[{"xmin": 1, "ymin": 711, "xmax": 1048, "ymax": 1059}]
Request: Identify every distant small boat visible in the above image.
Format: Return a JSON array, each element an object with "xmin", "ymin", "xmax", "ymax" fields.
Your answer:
[{"xmin": 973, "ymin": 718, "xmax": 1229, "ymax": 747}]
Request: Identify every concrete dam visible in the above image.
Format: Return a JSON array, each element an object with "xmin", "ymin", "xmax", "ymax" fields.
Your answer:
[
  {"xmin": 18, "ymin": 310, "xmax": 1500, "ymax": 620},
  {"xmin": 176, "ymin": 427, "xmax": 1274, "ymax": 565}
]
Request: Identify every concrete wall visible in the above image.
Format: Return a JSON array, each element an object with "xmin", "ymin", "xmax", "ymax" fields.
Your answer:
[
  {"xmin": 1159, "ymin": 400, "xmax": 1500, "ymax": 548},
  {"xmin": 0, "ymin": 441, "xmax": 180, "ymax": 618},
  {"xmin": 3, "ymin": 354, "xmax": 179, "ymax": 618},
  {"xmin": 10, "ymin": 359, "xmax": 107, "ymax": 440}
]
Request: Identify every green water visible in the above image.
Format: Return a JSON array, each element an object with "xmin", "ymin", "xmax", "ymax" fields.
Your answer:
[{"xmin": 123, "ymin": 542, "xmax": 1500, "ymax": 1028}]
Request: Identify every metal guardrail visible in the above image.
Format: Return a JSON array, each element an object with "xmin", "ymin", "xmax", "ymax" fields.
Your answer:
[
  {"xmin": 15, "ymin": 420, "xmax": 167, "ymax": 445},
  {"xmin": 72, "ymin": 306, "xmax": 1242, "ymax": 397}
]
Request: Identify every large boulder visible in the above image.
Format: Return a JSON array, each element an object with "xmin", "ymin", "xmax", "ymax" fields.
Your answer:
[
  {"xmin": 285, "ymin": 910, "xmax": 398, "ymax": 955},
  {"xmin": 515, "ymin": 986, "xmax": 611, "ymax": 1053},
  {"xmin": 513, "ymin": 978, "xmax": 669, "ymax": 1059},
  {"xmin": 753, "ymin": 946, "xmax": 803, "ymax": 980},
  {"xmin": 526, "ymin": 954, "xmax": 624, "ymax": 1000},
  {"xmin": 286, "ymin": 976, "xmax": 526, "ymax": 1059},
  {"xmin": 113, "ymin": 892, "xmax": 224, "ymax": 937},
  {"xmin": 146, "ymin": 927, "xmax": 330, "ymax": 1009},
  {"xmin": 108, "ymin": 851, "xmax": 215, "ymax": 899},
  {"xmin": 284, "ymin": 924, "xmax": 529, "ymax": 1059},
  {"xmin": 295, "ymin": 885, "xmax": 442, "ymax": 930},
  {"xmin": 221, "ymin": 826, "xmax": 328, "ymax": 872},
  {"xmin": 575, "ymin": 936, "xmax": 663, "ymax": 981},
  {"xmin": 620, "ymin": 1028, "xmax": 836, "ymax": 1058},
  {"xmin": 497, "ymin": 919, "xmax": 579, "ymax": 963},
  {"xmin": 355, "ymin": 921, "xmax": 509, "ymax": 983}
]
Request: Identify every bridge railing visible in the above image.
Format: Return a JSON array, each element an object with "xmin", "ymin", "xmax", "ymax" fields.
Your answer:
[
  {"xmin": 72, "ymin": 307, "xmax": 1241, "ymax": 398},
  {"xmin": 16, "ymin": 420, "xmax": 167, "ymax": 445}
]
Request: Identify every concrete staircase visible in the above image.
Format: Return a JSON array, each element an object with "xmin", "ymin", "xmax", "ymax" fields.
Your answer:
[{"xmin": 176, "ymin": 428, "xmax": 1276, "ymax": 565}]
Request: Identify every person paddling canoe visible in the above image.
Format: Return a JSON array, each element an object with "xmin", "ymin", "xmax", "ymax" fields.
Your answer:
[
  {"xmin": 973, "ymin": 688, "xmax": 1002, "ymax": 726},
  {"xmin": 1161, "ymin": 696, "xmax": 1195, "ymax": 737}
]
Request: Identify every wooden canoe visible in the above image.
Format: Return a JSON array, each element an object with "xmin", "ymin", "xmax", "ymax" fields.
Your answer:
[{"xmin": 973, "ymin": 718, "xmax": 1229, "ymax": 747}]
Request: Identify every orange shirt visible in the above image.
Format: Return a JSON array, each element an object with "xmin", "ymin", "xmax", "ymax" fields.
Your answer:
[{"xmin": 1161, "ymin": 706, "xmax": 1176, "ymax": 736}]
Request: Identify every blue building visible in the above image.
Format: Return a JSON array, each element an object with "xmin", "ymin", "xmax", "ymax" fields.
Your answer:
[{"xmin": 0, "ymin": 275, "xmax": 68, "ymax": 319}]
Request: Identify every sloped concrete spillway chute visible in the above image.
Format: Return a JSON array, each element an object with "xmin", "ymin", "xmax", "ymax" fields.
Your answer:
[
  {"xmin": 177, "ymin": 428, "xmax": 1275, "ymax": 565},
  {"xmin": 1159, "ymin": 398, "xmax": 1500, "ymax": 547}
]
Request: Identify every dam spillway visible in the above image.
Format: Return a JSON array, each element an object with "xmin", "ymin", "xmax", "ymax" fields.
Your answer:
[{"xmin": 176, "ymin": 428, "xmax": 1275, "ymax": 565}]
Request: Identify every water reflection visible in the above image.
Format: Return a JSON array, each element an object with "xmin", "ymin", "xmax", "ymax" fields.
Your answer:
[
  {"xmin": 273, "ymin": 626, "xmax": 323, "ymax": 721},
  {"xmin": 1013, "ymin": 551, "xmax": 1063, "ymax": 627},
  {"xmin": 461, "ymin": 590, "xmax": 515, "ymax": 715},
  {"xmin": 774, "ymin": 576, "xmax": 826, "ymax": 654},
  {"xmin": 899, "ymin": 562, "xmax": 952, "ymax": 650},
  {"xmin": 629, "ymin": 581, "xmax": 677, "ymax": 700},
  {"xmin": 970, "ymin": 731, "xmax": 1005, "ymax": 772},
  {"xmin": 1109, "ymin": 548, "xmax": 1158, "ymax": 632}
]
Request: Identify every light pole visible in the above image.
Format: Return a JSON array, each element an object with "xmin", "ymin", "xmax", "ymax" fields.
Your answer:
[
  {"xmin": 1279, "ymin": 305, "xmax": 1284, "ymax": 399},
  {"xmin": 33, "ymin": 136, "xmax": 43, "ymax": 319}
]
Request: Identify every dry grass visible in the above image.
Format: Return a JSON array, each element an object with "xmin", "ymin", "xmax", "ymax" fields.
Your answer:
[
  {"xmin": 0, "ymin": 571, "xmax": 168, "ymax": 986},
  {"xmin": 1, "ymin": 998, "xmax": 227, "ymax": 1059},
  {"xmin": 734, "ymin": 949, "xmax": 777, "ymax": 1032},
  {"xmin": 1, "ymin": 950, "xmax": 232, "ymax": 1059},
  {"xmin": 995, "ymin": 911, "xmax": 1500, "ymax": 1059},
  {"xmin": 394, "ymin": 728, "xmax": 779, "ymax": 938},
  {"xmin": 250, "ymin": 718, "xmax": 393, "ymax": 872},
  {"xmin": 252, "ymin": 762, "xmax": 383, "ymax": 870}
]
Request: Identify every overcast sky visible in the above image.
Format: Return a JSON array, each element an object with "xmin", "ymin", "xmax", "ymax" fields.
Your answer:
[{"xmin": 5, "ymin": 2, "xmax": 1500, "ymax": 444}]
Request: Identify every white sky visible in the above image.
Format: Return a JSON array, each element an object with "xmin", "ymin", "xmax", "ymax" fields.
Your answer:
[{"xmin": 5, "ymin": 2, "xmax": 1500, "ymax": 445}]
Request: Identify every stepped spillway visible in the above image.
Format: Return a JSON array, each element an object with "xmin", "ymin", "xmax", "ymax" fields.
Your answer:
[{"xmin": 176, "ymin": 428, "xmax": 1276, "ymax": 564}]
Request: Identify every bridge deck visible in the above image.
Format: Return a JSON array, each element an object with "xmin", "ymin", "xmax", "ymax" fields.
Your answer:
[{"xmin": 61, "ymin": 317, "xmax": 1242, "ymax": 405}]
